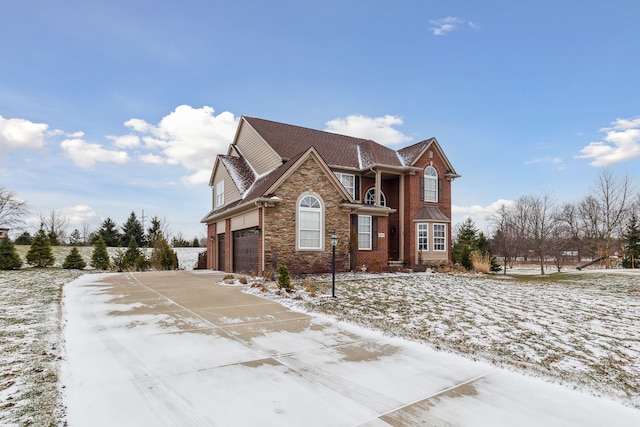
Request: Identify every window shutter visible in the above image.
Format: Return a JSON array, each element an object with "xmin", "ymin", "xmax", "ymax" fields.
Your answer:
[
  {"xmin": 354, "ymin": 176, "xmax": 360, "ymax": 200},
  {"xmin": 438, "ymin": 178, "xmax": 443, "ymax": 203},
  {"xmin": 419, "ymin": 177, "xmax": 425, "ymax": 201},
  {"xmin": 372, "ymin": 217, "xmax": 378, "ymax": 250}
]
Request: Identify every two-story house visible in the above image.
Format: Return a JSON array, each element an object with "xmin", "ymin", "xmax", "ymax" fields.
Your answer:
[{"xmin": 201, "ymin": 116, "xmax": 459, "ymax": 274}]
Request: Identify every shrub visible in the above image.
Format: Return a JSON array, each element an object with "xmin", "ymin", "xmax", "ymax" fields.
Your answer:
[
  {"xmin": 150, "ymin": 233, "xmax": 178, "ymax": 270},
  {"xmin": 0, "ymin": 237, "xmax": 23, "ymax": 270},
  {"xmin": 62, "ymin": 247, "xmax": 87, "ymax": 270},
  {"xmin": 471, "ymin": 250, "xmax": 490, "ymax": 274},
  {"xmin": 91, "ymin": 236, "xmax": 111, "ymax": 270},
  {"xmin": 26, "ymin": 229, "xmax": 55, "ymax": 267},
  {"xmin": 276, "ymin": 265, "xmax": 291, "ymax": 291}
]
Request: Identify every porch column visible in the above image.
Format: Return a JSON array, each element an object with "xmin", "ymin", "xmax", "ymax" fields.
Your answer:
[
  {"xmin": 399, "ymin": 174, "xmax": 405, "ymax": 260},
  {"xmin": 375, "ymin": 169, "xmax": 382, "ymax": 205}
]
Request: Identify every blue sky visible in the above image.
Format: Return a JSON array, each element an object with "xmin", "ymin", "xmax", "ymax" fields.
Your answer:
[{"xmin": 1, "ymin": 0, "xmax": 639, "ymax": 240}]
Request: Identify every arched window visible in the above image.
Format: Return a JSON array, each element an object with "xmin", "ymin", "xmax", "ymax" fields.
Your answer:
[
  {"xmin": 424, "ymin": 166, "xmax": 438, "ymax": 202},
  {"xmin": 298, "ymin": 194, "xmax": 322, "ymax": 250},
  {"xmin": 364, "ymin": 188, "xmax": 387, "ymax": 206}
]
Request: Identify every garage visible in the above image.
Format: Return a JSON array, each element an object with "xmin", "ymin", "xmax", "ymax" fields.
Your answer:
[{"xmin": 233, "ymin": 227, "xmax": 259, "ymax": 273}]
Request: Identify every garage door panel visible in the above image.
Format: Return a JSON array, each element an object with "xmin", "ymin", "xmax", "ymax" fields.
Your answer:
[{"xmin": 233, "ymin": 228, "xmax": 258, "ymax": 273}]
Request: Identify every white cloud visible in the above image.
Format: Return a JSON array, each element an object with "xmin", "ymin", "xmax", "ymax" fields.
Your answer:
[
  {"xmin": 453, "ymin": 199, "xmax": 516, "ymax": 232},
  {"xmin": 60, "ymin": 138, "xmax": 130, "ymax": 168},
  {"xmin": 429, "ymin": 17, "xmax": 478, "ymax": 36},
  {"xmin": 577, "ymin": 116, "xmax": 640, "ymax": 166},
  {"xmin": 525, "ymin": 156, "xmax": 566, "ymax": 170},
  {"xmin": 0, "ymin": 115, "xmax": 48, "ymax": 151},
  {"xmin": 139, "ymin": 153, "xmax": 165, "ymax": 164},
  {"xmin": 59, "ymin": 204, "xmax": 98, "ymax": 226},
  {"xmin": 108, "ymin": 134, "xmax": 140, "ymax": 148},
  {"xmin": 122, "ymin": 105, "xmax": 239, "ymax": 185},
  {"xmin": 324, "ymin": 114, "xmax": 412, "ymax": 146}
]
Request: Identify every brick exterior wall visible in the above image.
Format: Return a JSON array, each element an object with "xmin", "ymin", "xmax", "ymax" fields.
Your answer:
[
  {"xmin": 404, "ymin": 149, "xmax": 453, "ymax": 267},
  {"xmin": 263, "ymin": 156, "xmax": 350, "ymax": 275}
]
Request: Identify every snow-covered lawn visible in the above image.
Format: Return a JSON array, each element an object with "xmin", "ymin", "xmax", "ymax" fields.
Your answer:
[
  {"xmin": 0, "ymin": 269, "xmax": 83, "ymax": 426},
  {"xmin": 246, "ymin": 270, "xmax": 640, "ymax": 409}
]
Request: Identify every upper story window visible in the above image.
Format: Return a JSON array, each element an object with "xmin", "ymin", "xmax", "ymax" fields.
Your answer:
[
  {"xmin": 215, "ymin": 180, "xmax": 225, "ymax": 207},
  {"xmin": 364, "ymin": 188, "xmax": 386, "ymax": 206},
  {"xmin": 424, "ymin": 166, "xmax": 438, "ymax": 202},
  {"xmin": 298, "ymin": 194, "xmax": 322, "ymax": 250},
  {"xmin": 335, "ymin": 173, "xmax": 356, "ymax": 199}
]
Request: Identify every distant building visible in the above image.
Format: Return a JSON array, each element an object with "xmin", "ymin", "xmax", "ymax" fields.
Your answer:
[
  {"xmin": 201, "ymin": 116, "xmax": 460, "ymax": 274},
  {"xmin": 0, "ymin": 228, "xmax": 8, "ymax": 241}
]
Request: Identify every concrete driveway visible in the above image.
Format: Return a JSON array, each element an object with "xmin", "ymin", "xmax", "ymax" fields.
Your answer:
[{"xmin": 60, "ymin": 271, "xmax": 640, "ymax": 426}]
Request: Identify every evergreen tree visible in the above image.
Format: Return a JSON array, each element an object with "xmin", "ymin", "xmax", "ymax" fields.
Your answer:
[
  {"xmin": 276, "ymin": 265, "xmax": 292, "ymax": 291},
  {"xmin": 122, "ymin": 235, "xmax": 142, "ymax": 270},
  {"xmin": 14, "ymin": 231, "xmax": 32, "ymax": 245},
  {"xmin": 146, "ymin": 216, "xmax": 163, "ymax": 247},
  {"xmin": 150, "ymin": 233, "xmax": 178, "ymax": 270},
  {"xmin": 0, "ymin": 237, "xmax": 23, "ymax": 270},
  {"xmin": 48, "ymin": 230, "xmax": 61, "ymax": 246},
  {"xmin": 95, "ymin": 217, "xmax": 121, "ymax": 247},
  {"xmin": 91, "ymin": 235, "xmax": 111, "ymax": 270},
  {"xmin": 192, "ymin": 237, "xmax": 200, "ymax": 247},
  {"xmin": 452, "ymin": 218, "xmax": 479, "ymax": 270},
  {"xmin": 622, "ymin": 212, "xmax": 640, "ymax": 269},
  {"xmin": 62, "ymin": 247, "xmax": 87, "ymax": 269},
  {"xmin": 26, "ymin": 228, "xmax": 55, "ymax": 267},
  {"xmin": 121, "ymin": 211, "xmax": 145, "ymax": 247},
  {"xmin": 69, "ymin": 229, "xmax": 83, "ymax": 246}
]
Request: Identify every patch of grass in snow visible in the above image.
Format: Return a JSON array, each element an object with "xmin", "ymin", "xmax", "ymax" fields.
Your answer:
[
  {"xmin": 0, "ymin": 269, "xmax": 83, "ymax": 426},
  {"xmin": 252, "ymin": 271, "xmax": 640, "ymax": 408}
]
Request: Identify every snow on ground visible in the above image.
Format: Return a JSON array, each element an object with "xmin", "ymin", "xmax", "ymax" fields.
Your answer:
[
  {"xmin": 0, "ymin": 269, "xmax": 83, "ymax": 426},
  {"xmin": 244, "ymin": 269, "xmax": 640, "ymax": 409}
]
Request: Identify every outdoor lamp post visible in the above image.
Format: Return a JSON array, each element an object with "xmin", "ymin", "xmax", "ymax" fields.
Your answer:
[{"xmin": 330, "ymin": 233, "xmax": 338, "ymax": 297}]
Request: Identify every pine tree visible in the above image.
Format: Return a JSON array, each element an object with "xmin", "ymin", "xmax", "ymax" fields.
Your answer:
[
  {"xmin": 122, "ymin": 235, "xmax": 141, "ymax": 270},
  {"xmin": 452, "ymin": 218, "xmax": 479, "ymax": 270},
  {"xmin": 69, "ymin": 229, "xmax": 83, "ymax": 246},
  {"xmin": 91, "ymin": 235, "xmax": 111, "ymax": 270},
  {"xmin": 0, "ymin": 237, "xmax": 23, "ymax": 270},
  {"xmin": 63, "ymin": 247, "xmax": 87, "ymax": 269},
  {"xmin": 276, "ymin": 265, "xmax": 291, "ymax": 291},
  {"xmin": 26, "ymin": 228, "xmax": 55, "ymax": 267},
  {"xmin": 622, "ymin": 212, "xmax": 640, "ymax": 268},
  {"xmin": 121, "ymin": 211, "xmax": 145, "ymax": 247},
  {"xmin": 192, "ymin": 237, "xmax": 200, "ymax": 248},
  {"xmin": 95, "ymin": 217, "xmax": 121, "ymax": 247},
  {"xmin": 14, "ymin": 231, "xmax": 32, "ymax": 245},
  {"xmin": 146, "ymin": 216, "xmax": 163, "ymax": 247}
]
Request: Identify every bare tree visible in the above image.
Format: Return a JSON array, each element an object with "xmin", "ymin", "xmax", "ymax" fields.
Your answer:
[
  {"xmin": 589, "ymin": 168, "xmax": 632, "ymax": 268},
  {"xmin": 489, "ymin": 203, "xmax": 520, "ymax": 274},
  {"xmin": 518, "ymin": 193, "xmax": 557, "ymax": 275},
  {"xmin": 38, "ymin": 210, "xmax": 70, "ymax": 245},
  {"xmin": 0, "ymin": 188, "xmax": 29, "ymax": 229}
]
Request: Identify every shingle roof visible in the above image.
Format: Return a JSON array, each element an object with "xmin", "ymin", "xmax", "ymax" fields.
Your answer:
[
  {"xmin": 243, "ymin": 116, "xmax": 404, "ymax": 169},
  {"xmin": 218, "ymin": 155, "xmax": 255, "ymax": 196},
  {"xmin": 413, "ymin": 205, "xmax": 450, "ymax": 222}
]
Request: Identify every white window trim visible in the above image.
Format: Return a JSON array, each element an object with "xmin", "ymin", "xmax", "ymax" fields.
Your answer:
[
  {"xmin": 364, "ymin": 188, "xmax": 386, "ymax": 206},
  {"xmin": 296, "ymin": 193, "xmax": 324, "ymax": 251},
  {"xmin": 335, "ymin": 172, "xmax": 356, "ymax": 199},
  {"xmin": 424, "ymin": 166, "xmax": 438, "ymax": 203},
  {"xmin": 433, "ymin": 223, "xmax": 447, "ymax": 252},
  {"xmin": 215, "ymin": 180, "xmax": 225, "ymax": 207},
  {"xmin": 358, "ymin": 215, "xmax": 372, "ymax": 250},
  {"xmin": 417, "ymin": 223, "xmax": 429, "ymax": 251}
]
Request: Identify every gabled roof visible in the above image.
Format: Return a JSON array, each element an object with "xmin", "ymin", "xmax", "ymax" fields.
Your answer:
[
  {"xmin": 398, "ymin": 137, "xmax": 460, "ymax": 179},
  {"xmin": 243, "ymin": 116, "xmax": 404, "ymax": 169},
  {"xmin": 218, "ymin": 155, "xmax": 255, "ymax": 196},
  {"xmin": 201, "ymin": 147, "xmax": 354, "ymax": 223}
]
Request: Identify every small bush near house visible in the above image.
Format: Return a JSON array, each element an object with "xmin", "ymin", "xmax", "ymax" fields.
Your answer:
[
  {"xmin": 0, "ymin": 237, "xmax": 23, "ymax": 270},
  {"xmin": 62, "ymin": 247, "xmax": 87, "ymax": 270},
  {"xmin": 276, "ymin": 265, "xmax": 291, "ymax": 291},
  {"xmin": 150, "ymin": 234, "xmax": 178, "ymax": 270},
  {"xmin": 239, "ymin": 276, "xmax": 248, "ymax": 284}
]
